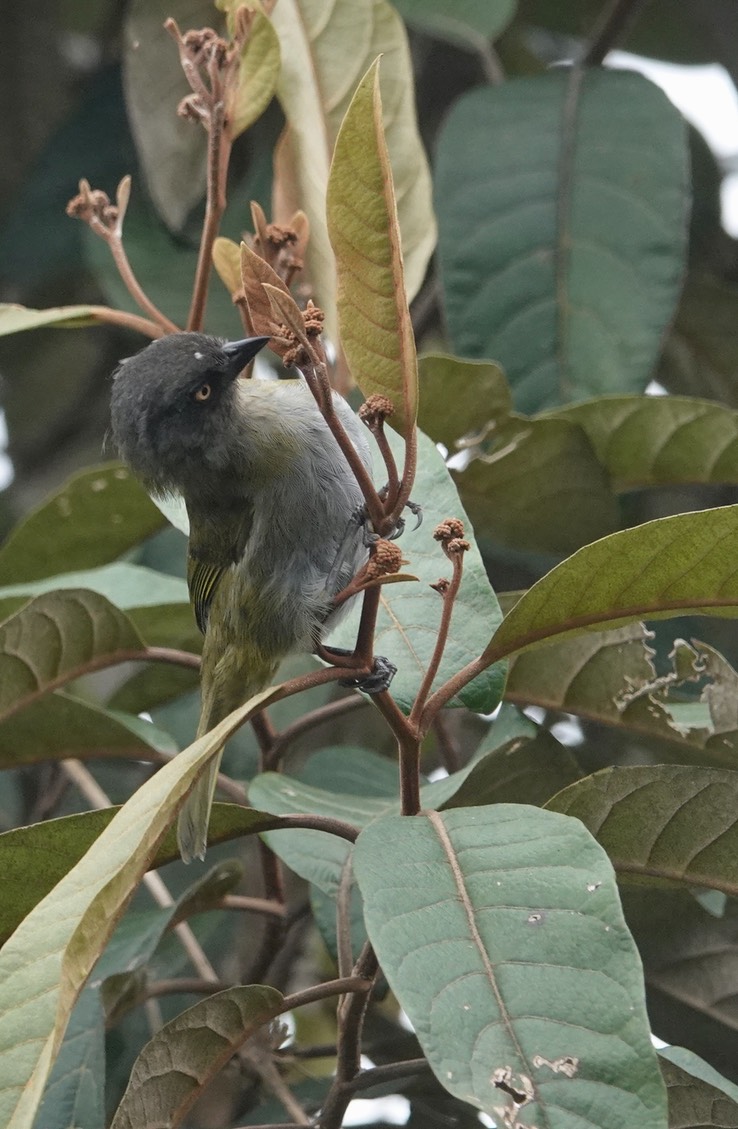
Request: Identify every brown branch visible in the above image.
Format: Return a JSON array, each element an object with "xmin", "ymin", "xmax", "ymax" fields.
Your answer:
[
  {"xmin": 220, "ymin": 894, "xmax": 286, "ymax": 918},
  {"xmin": 318, "ymin": 944, "xmax": 379, "ymax": 1129},
  {"xmin": 86, "ymin": 306, "xmax": 167, "ymax": 339},
  {"xmin": 409, "ymin": 550, "xmax": 466, "ymax": 729},
  {"xmin": 188, "ymin": 99, "xmax": 232, "ymax": 331},
  {"xmin": 263, "ymin": 695, "xmax": 369, "ymax": 771}
]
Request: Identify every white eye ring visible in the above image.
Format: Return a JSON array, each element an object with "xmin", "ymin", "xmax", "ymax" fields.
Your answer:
[{"xmin": 194, "ymin": 383, "xmax": 211, "ymax": 402}]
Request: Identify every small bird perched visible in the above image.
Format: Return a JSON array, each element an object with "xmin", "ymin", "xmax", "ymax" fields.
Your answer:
[{"xmin": 110, "ymin": 332, "xmax": 374, "ymax": 862}]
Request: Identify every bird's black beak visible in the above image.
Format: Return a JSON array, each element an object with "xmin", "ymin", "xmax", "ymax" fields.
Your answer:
[{"xmin": 222, "ymin": 335, "xmax": 271, "ymax": 375}]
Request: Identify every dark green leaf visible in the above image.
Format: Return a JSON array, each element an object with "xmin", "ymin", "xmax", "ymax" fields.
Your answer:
[
  {"xmin": 0, "ymin": 464, "xmax": 165, "ymax": 584},
  {"xmin": 546, "ymin": 765, "xmax": 738, "ymax": 897},
  {"xmin": 435, "ymin": 70, "xmax": 688, "ymax": 411}
]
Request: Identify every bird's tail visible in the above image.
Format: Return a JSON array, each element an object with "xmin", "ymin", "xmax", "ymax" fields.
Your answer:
[
  {"xmin": 177, "ymin": 648, "xmax": 278, "ymax": 863},
  {"xmin": 176, "ymin": 723, "xmax": 224, "ymax": 864}
]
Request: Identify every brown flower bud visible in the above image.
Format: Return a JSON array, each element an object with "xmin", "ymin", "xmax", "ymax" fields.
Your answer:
[
  {"xmin": 433, "ymin": 518, "xmax": 465, "ymax": 544},
  {"xmin": 359, "ymin": 395, "xmax": 395, "ymax": 431},
  {"xmin": 430, "ymin": 577, "xmax": 450, "ymax": 596},
  {"xmin": 365, "ymin": 539, "xmax": 405, "ymax": 580}
]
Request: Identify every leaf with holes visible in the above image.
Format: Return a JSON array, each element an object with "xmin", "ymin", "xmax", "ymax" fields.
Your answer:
[
  {"xmin": 354, "ymin": 807, "xmax": 667, "ymax": 1126},
  {"xmin": 435, "ymin": 70, "xmax": 688, "ymax": 411}
]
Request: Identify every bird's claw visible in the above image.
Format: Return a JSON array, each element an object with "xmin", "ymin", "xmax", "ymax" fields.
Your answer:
[{"xmin": 339, "ymin": 654, "xmax": 397, "ymax": 695}]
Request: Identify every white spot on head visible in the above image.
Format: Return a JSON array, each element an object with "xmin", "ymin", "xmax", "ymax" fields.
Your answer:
[{"xmin": 194, "ymin": 351, "xmax": 204, "ymax": 360}]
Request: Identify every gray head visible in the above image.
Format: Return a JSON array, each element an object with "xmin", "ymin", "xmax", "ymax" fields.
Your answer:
[{"xmin": 110, "ymin": 332, "xmax": 269, "ymax": 498}]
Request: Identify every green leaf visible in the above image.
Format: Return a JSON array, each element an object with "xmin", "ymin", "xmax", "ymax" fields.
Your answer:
[
  {"xmin": 0, "ymin": 805, "xmax": 290, "ymax": 948},
  {"xmin": 660, "ymin": 1046, "xmax": 738, "ymax": 1107},
  {"xmin": 0, "ymin": 694, "xmax": 177, "ymax": 770},
  {"xmin": 0, "ymin": 564, "xmax": 197, "ymax": 653},
  {"xmin": 546, "ymin": 765, "xmax": 738, "ymax": 897},
  {"xmin": 657, "ymin": 272, "xmax": 738, "ymax": 407},
  {"xmin": 483, "ymin": 506, "xmax": 738, "ymax": 665},
  {"xmin": 417, "ymin": 352, "xmax": 510, "ymax": 451},
  {"xmin": 418, "ymin": 353, "xmax": 620, "ymax": 553},
  {"xmin": 327, "ymin": 58, "xmax": 417, "ymax": 435},
  {"xmin": 0, "ymin": 589, "xmax": 144, "ymax": 721},
  {"xmin": 0, "ymin": 683, "xmax": 285, "ymax": 1129},
  {"xmin": 272, "ymin": 0, "xmax": 435, "ymax": 346},
  {"xmin": 0, "ymin": 304, "xmax": 99, "ymax": 336},
  {"xmin": 109, "ymin": 985, "xmax": 284, "ymax": 1128},
  {"xmin": 435, "ymin": 70, "xmax": 688, "ymax": 411},
  {"xmin": 438, "ymin": 730, "xmax": 583, "ymax": 810},
  {"xmin": 547, "ymin": 395, "xmax": 738, "ymax": 491},
  {"xmin": 230, "ymin": 11, "xmax": 281, "ymax": 138},
  {"xmin": 394, "ymin": 0, "xmax": 516, "ymax": 49},
  {"xmin": 354, "ymin": 807, "xmax": 667, "ymax": 1125},
  {"xmin": 661, "ymin": 1054, "xmax": 738, "ymax": 1127},
  {"xmin": 331, "ymin": 426, "xmax": 506, "ymax": 713},
  {"xmin": 0, "ymin": 464, "xmax": 166, "ymax": 585},
  {"xmin": 122, "ymin": 0, "xmax": 210, "ymax": 230},
  {"xmin": 33, "ymin": 988, "xmax": 104, "ymax": 1129}
]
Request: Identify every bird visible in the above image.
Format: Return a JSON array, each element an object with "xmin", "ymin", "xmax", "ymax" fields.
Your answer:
[{"xmin": 110, "ymin": 331, "xmax": 374, "ymax": 862}]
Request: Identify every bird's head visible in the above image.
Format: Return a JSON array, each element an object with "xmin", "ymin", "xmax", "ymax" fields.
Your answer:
[{"xmin": 110, "ymin": 332, "xmax": 269, "ymax": 499}]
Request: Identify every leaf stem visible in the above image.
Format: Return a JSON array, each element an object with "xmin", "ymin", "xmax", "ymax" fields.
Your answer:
[
  {"xmin": 86, "ymin": 306, "xmax": 167, "ymax": 339},
  {"xmin": 318, "ymin": 944, "xmax": 379, "ymax": 1129},
  {"xmin": 188, "ymin": 100, "xmax": 231, "ymax": 331},
  {"xmin": 410, "ymin": 551, "xmax": 465, "ymax": 729},
  {"xmin": 580, "ymin": 0, "xmax": 650, "ymax": 67}
]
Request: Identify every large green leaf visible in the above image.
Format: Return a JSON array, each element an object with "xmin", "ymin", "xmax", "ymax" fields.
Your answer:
[
  {"xmin": 354, "ymin": 807, "xmax": 667, "ymax": 1126},
  {"xmin": 435, "ymin": 70, "xmax": 688, "ymax": 411},
  {"xmin": 0, "ymin": 464, "xmax": 166, "ymax": 585},
  {"xmin": 483, "ymin": 506, "xmax": 738, "ymax": 665},
  {"xmin": 0, "ymin": 684, "xmax": 283, "ymax": 1129},
  {"xmin": 0, "ymin": 694, "xmax": 177, "ymax": 770},
  {"xmin": 0, "ymin": 589, "xmax": 144, "ymax": 721},
  {"xmin": 548, "ymin": 395, "xmax": 738, "ymax": 490},
  {"xmin": 546, "ymin": 765, "xmax": 738, "ymax": 897},
  {"xmin": 330, "ymin": 426, "xmax": 506, "ymax": 713},
  {"xmin": 660, "ymin": 1046, "xmax": 738, "ymax": 1107}
]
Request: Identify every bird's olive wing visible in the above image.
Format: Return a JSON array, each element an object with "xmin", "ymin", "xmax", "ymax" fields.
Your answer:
[{"xmin": 187, "ymin": 556, "xmax": 227, "ymax": 634}]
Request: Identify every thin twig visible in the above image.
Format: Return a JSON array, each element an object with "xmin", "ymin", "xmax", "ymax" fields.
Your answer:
[
  {"xmin": 146, "ymin": 977, "xmax": 232, "ymax": 997},
  {"xmin": 345, "ymin": 1056, "xmax": 430, "ymax": 1094},
  {"xmin": 86, "ymin": 306, "xmax": 166, "ymax": 339},
  {"xmin": 221, "ymin": 894, "xmax": 286, "ymax": 918},
  {"xmin": 188, "ymin": 101, "xmax": 231, "ymax": 330},
  {"xmin": 263, "ymin": 695, "xmax": 368, "ymax": 770},
  {"xmin": 318, "ymin": 945, "xmax": 379, "ymax": 1129},
  {"xmin": 105, "ymin": 237, "xmax": 180, "ymax": 333},
  {"xmin": 409, "ymin": 552, "xmax": 465, "ymax": 728}
]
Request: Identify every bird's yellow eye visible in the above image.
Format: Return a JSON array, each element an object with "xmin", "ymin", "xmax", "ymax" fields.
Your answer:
[{"xmin": 194, "ymin": 383, "xmax": 211, "ymax": 402}]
